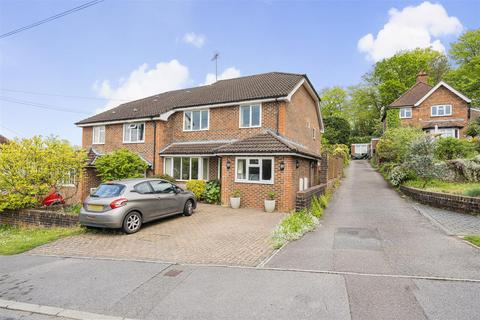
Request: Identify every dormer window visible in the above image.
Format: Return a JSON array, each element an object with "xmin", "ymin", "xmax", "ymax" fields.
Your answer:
[
  {"xmin": 123, "ymin": 122, "xmax": 145, "ymax": 143},
  {"xmin": 240, "ymin": 104, "xmax": 261, "ymax": 128},
  {"xmin": 431, "ymin": 105, "xmax": 452, "ymax": 117},
  {"xmin": 184, "ymin": 109, "xmax": 209, "ymax": 131},
  {"xmin": 399, "ymin": 107, "xmax": 412, "ymax": 119}
]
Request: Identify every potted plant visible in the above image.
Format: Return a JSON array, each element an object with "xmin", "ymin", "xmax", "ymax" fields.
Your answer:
[
  {"xmin": 230, "ymin": 189, "xmax": 241, "ymax": 209},
  {"xmin": 264, "ymin": 191, "xmax": 276, "ymax": 213}
]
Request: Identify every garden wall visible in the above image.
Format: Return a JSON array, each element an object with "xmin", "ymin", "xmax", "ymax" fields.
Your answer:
[
  {"xmin": 400, "ymin": 185, "xmax": 480, "ymax": 215},
  {"xmin": 0, "ymin": 208, "xmax": 79, "ymax": 227}
]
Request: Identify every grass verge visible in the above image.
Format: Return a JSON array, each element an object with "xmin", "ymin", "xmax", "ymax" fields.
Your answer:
[
  {"xmin": 0, "ymin": 224, "xmax": 84, "ymax": 255},
  {"xmin": 464, "ymin": 235, "xmax": 480, "ymax": 247},
  {"xmin": 404, "ymin": 179, "xmax": 480, "ymax": 196}
]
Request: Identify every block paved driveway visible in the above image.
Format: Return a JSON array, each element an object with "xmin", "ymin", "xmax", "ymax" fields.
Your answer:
[{"xmin": 29, "ymin": 204, "xmax": 285, "ymax": 267}]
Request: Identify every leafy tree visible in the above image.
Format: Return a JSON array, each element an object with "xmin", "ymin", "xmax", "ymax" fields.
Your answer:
[
  {"xmin": 405, "ymin": 136, "xmax": 438, "ymax": 187},
  {"xmin": 434, "ymin": 137, "xmax": 476, "ymax": 160},
  {"xmin": 466, "ymin": 120, "xmax": 480, "ymax": 137},
  {"xmin": 320, "ymin": 87, "xmax": 348, "ymax": 118},
  {"xmin": 345, "ymin": 85, "xmax": 382, "ymax": 139},
  {"xmin": 445, "ymin": 29, "xmax": 480, "ymax": 106},
  {"xmin": 94, "ymin": 149, "xmax": 148, "ymax": 182},
  {"xmin": 323, "ymin": 117, "xmax": 351, "ymax": 145},
  {"xmin": 376, "ymin": 127, "xmax": 423, "ymax": 163},
  {"xmin": 0, "ymin": 136, "xmax": 86, "ymax": 211}
]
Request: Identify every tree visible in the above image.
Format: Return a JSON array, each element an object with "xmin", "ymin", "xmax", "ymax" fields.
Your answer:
[
  {"xmin": 405, "ymin": 135, "xmax": 438, "ymax": 187},
  {"xmin": 346, "ymin": 85, "xmax": 382, "ymax": 140},
  {"xmin": 0, "ymin": 136, "xmax": 86, "ymax": 211},
  {"xmin": 445, "ymin": 29, "xmax": 480, "ymax": 106},
  {"xmin": 323, "ymin": 117, "xmax": 351, "ymax": 145},
  {"xmin": 320, "ymin": 87, "xmax": 348, "ymax": 118},
  {"xmin": 94, "ymin": 149, "xmax": 149, "ymax": 182}
]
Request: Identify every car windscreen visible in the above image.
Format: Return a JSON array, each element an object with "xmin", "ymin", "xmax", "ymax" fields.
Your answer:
[{"xmin": 91, "ymin": 184, "xmax": 125, "ymax": 198}]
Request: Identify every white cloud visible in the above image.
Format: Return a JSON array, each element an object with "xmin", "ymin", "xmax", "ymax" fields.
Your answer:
[
  {"xmin": 357, "ymin": 1, "xmax": 463, "ymax": 61},
  {"xmin": 203, "ymin": 67, "xmax": 241, "ymax": 85},
  {"xmin": 182, "ymin": 32, "xmax": 206, "ymax": 48},
  {"xmin": 94, "ymin": 60, "xmax": 189, "ymax": 113}
]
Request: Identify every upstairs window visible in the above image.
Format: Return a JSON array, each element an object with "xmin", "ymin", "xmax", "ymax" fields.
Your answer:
[
  {"xmin": 184, "ymin": 110, "xmax": 209, "ymax": 131},
  {"xmin": 240, "ymin": 104, "xmax": 261, "ymax": 128},
  {"xmin": 399, "ymin": 107, "xmax": 412, "ymax": 119},
  {"xmin": 92, "ymin": 126, "xmax": 105, "ymax": 144},
  {"xmin": 431, "ymin": 105, "xmax": 452, "ymax": 117},
  {"xmin": 123, "ymin": 122, "xmax": 145, "ymax": 143}
]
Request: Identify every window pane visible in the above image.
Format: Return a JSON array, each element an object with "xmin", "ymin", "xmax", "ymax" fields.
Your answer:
[
  {"xmin": 262, "ymin": 159, "xmax": 272, "ymax": 181},
  {"xmin": 446, "ymin": 105, "xmax": 452, "ymax": 115},
  {"xmin": 241, "ymin": 106, "xmax": 250, "ymax": 127},
  {"xmin": 202, "ymin": 158, "xmax": 209, "ymax": 180},
  {"xmin": 173, "ymin": 158, "xmax": 181, "ymax": 179},
  {"xmin": 184, "ymin": 112, "xmax": 192, "ymax": 130},
  {"xmin": 138, "ymin": 123, "xmax": 144, "ymax": 141},
  {"xmin": 181, "ymin": 157, "xmax": 190, "ymax": 180},
  {"xmin": 165, "ymin": 158, "xmax": 172, "ymax": 176},
  {"xmin": 192, "ymin": 111, "xmax": 201, "ymax": 130},
  {"xmin": 123, "ymin": 125, "xmax": 129, "ymax": 141},
  {"xmin": 201, "ymin": 110, "xmax": 208, "ymax": 129},
  {"xmin": 237, "ymin": 159, "xmax": 246, "ymax": 180},
  {"xmin": 249, "ymin": 159, "xmax": 259, "ymax": 165},
  {"xmin": 134, "ymin": 182, "xmax": 152, "ymax": 194},
  {"xmin": 150, "ymin": 181, "xmax": 174, "ymax": 193},
  {"xmin": 99, "ymin": 128, "xmax": 105, "ymax": 143},
  {"xmin": 248, "ymin": 166, "xmax": 260, "ymax": 181},
  {"xmin": 432, "ymin": 107, "xmax": 437, "ymax": 116},
  {"xmin": 251, "ymin": 105, "xmax": 260, "ymax": 126},
  {"xmin": 191, "ymin": 158, "xmax": 199, "ymax": 180}
]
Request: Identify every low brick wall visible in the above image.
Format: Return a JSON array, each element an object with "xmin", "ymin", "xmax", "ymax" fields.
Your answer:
[
  {"xmin": 296, "ymin": 183, "xmax": 327, "ymax": 211},
  {"xmin": 400, "ymin": 185, "xmax": 480, "ymax": 215},
  {"xmin": 0, "ymin": 208, "xmax": 79, "ymax": 227}
]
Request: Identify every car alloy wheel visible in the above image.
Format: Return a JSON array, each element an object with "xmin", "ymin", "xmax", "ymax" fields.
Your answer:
[
  {"xmin": 184, "ymin": 200, "xmax": 193, "ymax": 216},
  {"xmin": 123, "ymin": 212, "xmax": 142, "ymax": 234}
]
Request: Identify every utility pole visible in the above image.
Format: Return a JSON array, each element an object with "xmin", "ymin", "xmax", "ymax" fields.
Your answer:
[{"xmin": 211, "ymin": 52, "xmax": 219, "ymax": 82}]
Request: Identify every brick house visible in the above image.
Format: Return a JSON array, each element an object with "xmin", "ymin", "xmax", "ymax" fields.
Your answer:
[
  {"xmin": 76, "ymin": 72, "xmax": 324, "ymax": 212},
  {"xmin": 385, "ymin": 72, "xmax": 473, "ymax": 138}
]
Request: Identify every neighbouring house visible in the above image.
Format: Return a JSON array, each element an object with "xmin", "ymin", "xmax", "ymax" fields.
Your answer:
[
  {"xmin": 75, "ymin": 72, "xmax": 325, "ymax": 211},
  {"xmin": 0, "ymin": 134, "xmax": 8, "ymax": 144},
  {"xmin": 383, "ymin": 71, "xmax": 473, "ymax": 138}
]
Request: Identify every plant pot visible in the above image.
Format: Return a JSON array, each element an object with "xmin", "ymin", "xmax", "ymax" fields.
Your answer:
[
  {"xmin": 264, "ymin": 199, "xmax": 276, "ymax": 213},
  {"xmin": 230, "ymin": 197, "xmax": 241, "ymax": 209}
]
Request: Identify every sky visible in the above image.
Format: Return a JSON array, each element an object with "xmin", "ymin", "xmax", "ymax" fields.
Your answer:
[{"xmin": 0, "ymin": 0, "xmax": 479, "ymax": 145}]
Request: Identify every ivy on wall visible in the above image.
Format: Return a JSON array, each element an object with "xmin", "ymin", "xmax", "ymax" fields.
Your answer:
[{"xmin": 386, "ymin": 108, "xmax": 400, "ymax": 129}]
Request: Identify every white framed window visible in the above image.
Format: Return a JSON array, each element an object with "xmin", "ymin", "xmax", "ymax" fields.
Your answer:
[
  {"xmin": 61, "ymin": 169, "xmax": 77, "ymax": 186},
  {"xmin": 92, "ymin": 126, "xmax": 105, "ymax": 144},
  {"xmin": 164, "ymin": 157, "xmax": 210, "ymax": 181},
  {"xmin": 399, "ymin": 107, "xmax": 412, "ymax": 119},
  {"xmin": 235, "ymin": 157, "xmax": 274, "ymax": 184},
  {"xmin": 184, "ymin": 109, "xmax": 209, "ymax": 131},
  {"xmin": 437, "ymin": 128, "xmax": 458, "ymax": 138},
  {"xmin": 431, "ymin": 105, "xmax": 452, "ymax": 117},
  {"xmin": 123, "ymin": 122, "xmax": 145, "ymax": 143},
  {"xmin": 239, "ymin": 104, "xmax": 261, "ymax": 128}
]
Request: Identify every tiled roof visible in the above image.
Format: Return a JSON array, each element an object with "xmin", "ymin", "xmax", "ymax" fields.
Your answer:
[
  {"xmin": 389, "ymin": 81, "xmax": 433, "ymax": 107},
  {"xmin": 160, "ymin": 141, "xmax": 234, "ymax": 155},
  {"xmin": 215, "ymin": 131, "xmax": 321, "ymax": 158},
  {"xmin": 86, "ymin": 147, "xmax": 152, "ymax": 166},
  {"xmin": 76, "ymin": 72, "xmax": 307, "ymax": 125},
  {"xmin": 422, "ymin": 119, "xmax": 465, "ymax": 129},
  {"xmin": 0, "ymin": 135, "xmax": 8, "ymax": 144}
]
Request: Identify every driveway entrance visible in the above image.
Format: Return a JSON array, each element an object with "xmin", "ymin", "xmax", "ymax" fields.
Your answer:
[{"xmin": 29, "ymin": 204, "xmax": 285, "ymax": 266}]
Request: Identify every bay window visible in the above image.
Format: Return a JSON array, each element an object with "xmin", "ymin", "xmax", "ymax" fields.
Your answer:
[
  {"xmin": 184, "ymin": 109, "xmax": 209, "ymax": 131},
  {"xmin": 164, "ymin": 157, "xmax": 210, "ymax": 180},
  {"xmin": 431, "ymin": 105, "xmax": 452, "ymax": 117},
  {"xmin": 240, "ymin": 104, "xmax": 261, "ymax": 128},
  {"xmin": 123, "ymin": 122, "xmax": 145, "ymax": 143},
  {"xmin": 235, "ymin": 157, "xmax": 273, "ymax": 184},
  {"xmin": 92, "ymin": 126, "xmax": 105, "ymax": 144}
]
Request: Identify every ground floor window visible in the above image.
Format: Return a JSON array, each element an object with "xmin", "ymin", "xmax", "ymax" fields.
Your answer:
[
  {"xmin": 235, "ymin": 157, "xmax": 274, "ymax": 184},
  {"xmin": 426, "ymin": 127, "xmax": 459, "ymax": 138},
  {"xmin": 164, "ymin": 157, "xmax": 210, "ymax": 180}
]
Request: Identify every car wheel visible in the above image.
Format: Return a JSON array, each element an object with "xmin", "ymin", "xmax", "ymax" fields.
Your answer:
[
  {"xmin": 183, "ymin": 200, "xmax": 194, "ymax": 216},
  {"xmin": 122, "ymin": 211, "xmax": 142, "ymax": 234}
]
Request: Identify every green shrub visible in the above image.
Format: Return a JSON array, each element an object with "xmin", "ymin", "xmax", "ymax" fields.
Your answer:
[
  {"xmin": 186, "ymin": 180, "xmax": 207, "ymax": 200},
  {"xmin": 389, "ymin": 165, "xmax": 414, "ymax": 186},
  {"xmin": 310, "ymin": 196, "xmax": 324, "ymax": 218},
  {"xmin": 465, "ymin": 187, "xmax": 480, "ymax": 197},
  {"xmin": 267, "ymin": 191, "xmax": 276, "ymax": 200},
  {"xmin": 151, "ymin": 174, "xmax": 176, "ymax": 183},
  {"xmin": 376, "ymin": 127, "xmax": 423, "ymax": 163},
  {"xmin": 232, "ymin": 189, "xmax": 242, "ymax": 197},
  {"xmin": 319, "ymin": 194, "xmax": 329, "ymax": 209},
  {"xmin": 271, "ymin": 209, "xmax": 319, "ymax": 249},
  {"xmin": 64, "ymin": 203, "xmax": 82, "ymax": 215},
  {"xmin": 405, "ymin": 135, "xmax": 438, "ymax": 187},
  {"xmin": 95, "ymin": 149, "xmax": 148, "ymax": 182},
  {"xmin": 204, "ymin": 180, "xmax": 220, "ymax": 204},
  {"xmin": 435, "ymin": 137, "xmax": 476, "ymax": 160}
]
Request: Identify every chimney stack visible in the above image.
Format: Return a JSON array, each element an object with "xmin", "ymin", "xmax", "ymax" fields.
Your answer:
[{"xmin": 416, "ymin": 71, "xmax": 428, "ymax": 84}]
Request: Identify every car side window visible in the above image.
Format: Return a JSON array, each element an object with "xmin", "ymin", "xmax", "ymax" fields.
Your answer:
[
  {"xmin": 134, "ymin": 182, "xmax": 153, "ymax": 194},
  {"xmin": 150, "ymin": 181, "xmax": 175, "ymax": 194}
]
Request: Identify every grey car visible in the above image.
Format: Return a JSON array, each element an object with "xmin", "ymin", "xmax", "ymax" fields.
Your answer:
[{"xmin": 79, "ymin": 178, "xmax": 196, "ymax": 234}]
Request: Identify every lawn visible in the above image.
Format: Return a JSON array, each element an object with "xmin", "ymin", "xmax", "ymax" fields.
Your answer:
[
  {"xmin": 0, "ymin": 224, "xmax": 84, "ymax": 255},
  {"xmin": 464, "ymin": 235, "xmax": 480, "ymax": 247},
  {"xmin": 404, "ymin": 179, "xmax": 480, "ymax": 196}
]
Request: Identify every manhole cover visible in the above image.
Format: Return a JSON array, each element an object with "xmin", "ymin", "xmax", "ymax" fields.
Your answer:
[
  {"xmin": 164, "ymin": 269, "xmax": 183, "ymax": 277},
  {"xmin": 334, "ymin": 227, "xmax": 382, "ymax": 250}
]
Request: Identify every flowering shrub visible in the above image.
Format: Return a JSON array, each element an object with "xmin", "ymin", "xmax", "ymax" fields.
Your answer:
[
  {"xmin": 186, "ymin": 180, "xmax": 206, "ymax": 200},
  {"xmin": 271, "ymin": 209, "xmax": 319, "ymax": 249},
  {"xmin": 405, "ymin": 135, "xmax": 438, "ymax": 187},
  {"xmin": 389, "ymin": 165, "xmax": 414, "ymax": 186}
]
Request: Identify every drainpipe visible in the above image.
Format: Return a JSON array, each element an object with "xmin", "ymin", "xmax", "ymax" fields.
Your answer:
[
  {"xmin": 275, "ymin": 98, "xmax": 280, "ymax": 134},
  {"xmin": 152, "ymin": 119, "xmax": 157, "ymax": 174}
]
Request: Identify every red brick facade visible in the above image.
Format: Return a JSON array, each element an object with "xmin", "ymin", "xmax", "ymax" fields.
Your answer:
[{"xmin": 79, "ymin": 83, "xmax": 323, "ymax": 211}]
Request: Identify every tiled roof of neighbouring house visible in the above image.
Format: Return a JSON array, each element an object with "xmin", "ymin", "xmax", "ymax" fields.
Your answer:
[
  {"xmin": 0, "ymin": 135, "xmax": 8, "ymax": 144},
  {"xmin": 160, "ymin": 141, "xmax": 234, "ymax": 155},
  {"xmin": 389, "ymin": 81, "xmax": 433, "ymax": 107},
  {"xmin": 215, "ymin": 131, "xmax": 321, "ymax": 159},
  {"xmin": 76, "ymin": 72, "xmax": 309, "ymax": 125}
]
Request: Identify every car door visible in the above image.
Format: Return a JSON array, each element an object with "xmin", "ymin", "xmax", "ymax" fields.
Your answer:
[
  {"xmin": 149, "ymin": 180, "xmax": 182, "ymax": 215},
  {"xmin": 130, "ymin": 181, "xmax": 158, "ymax": 221}
]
